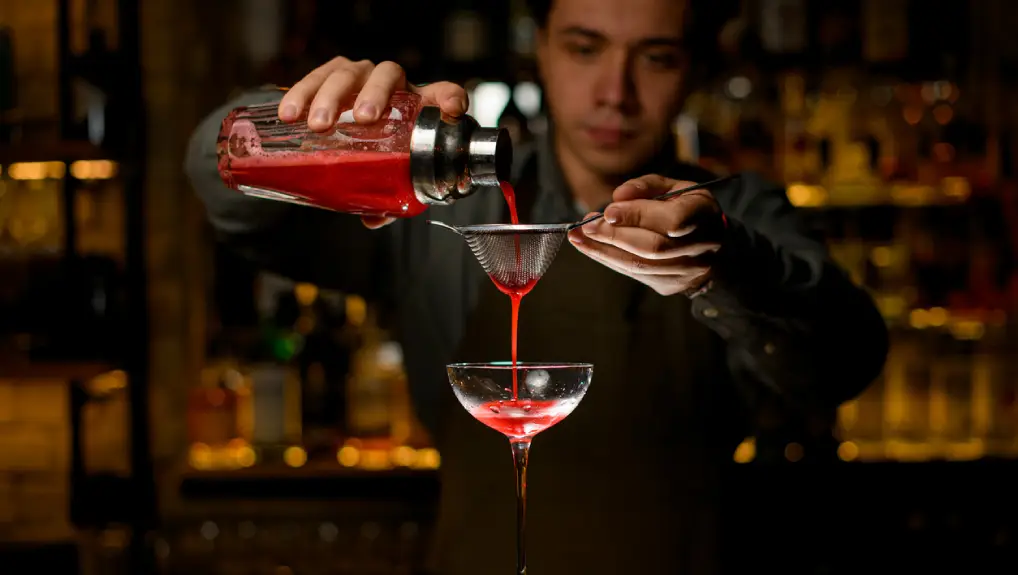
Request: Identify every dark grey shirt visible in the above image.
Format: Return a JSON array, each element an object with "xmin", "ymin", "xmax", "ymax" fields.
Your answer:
[{"xmin": 185, "ymin": 87, "xmax": 889, "ymax": 437}]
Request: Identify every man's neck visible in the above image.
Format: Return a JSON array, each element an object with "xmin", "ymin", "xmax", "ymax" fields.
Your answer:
[{"xmin": 554, "ymin": 134, "xmax": 624, "ymax": 212}]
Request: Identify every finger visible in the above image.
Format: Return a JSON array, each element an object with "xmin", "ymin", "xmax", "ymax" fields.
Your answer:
[
  {"xmin": 580, "ymin": 219, "xmax": 721, "ymax": 259},
  {"xmin": 613, "ymin": 175, "xmax": 697, "ymax": 201},
  {"xmin": 569, "ymin": 234, "xmax": 700, "ymax": 296},
  {"xmin": 414, "ymin": 82, "xmax": 469, "ymax": 116},
  {"xmin": 602, "ymin": 197, "xmax": 700, "ymax": 238},
  {"xmin": 570, "ymin": 234, "xmax": 712, "ymax": 277},
  {"xmin": 306, "ymin": 62, "xmax": 374, "ymax": 130},
  {"xmin": 353, "ymin": 61, "xmax": 407, "ymax": 123},
  {"xmin": 279, "ymin": 56, "xmax": 351, "ymax": 122},
  {"xmin": 361, "ymin": 216, "xmax": 397, "ymax": 229}
]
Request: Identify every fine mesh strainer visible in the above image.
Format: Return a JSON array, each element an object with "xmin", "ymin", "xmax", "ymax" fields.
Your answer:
[
  {"xmin": 428, "ymin": 221, "xmax": 571, "ymax": 289},
  {"xmin": 429, "ymin": 175, "xmax": 738, "ymax": 289}
]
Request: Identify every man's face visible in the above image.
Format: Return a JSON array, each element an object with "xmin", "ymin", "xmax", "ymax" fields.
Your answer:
[{"xmin": 536, "ymin": 0, "xmax": 690, "ymax": 177}]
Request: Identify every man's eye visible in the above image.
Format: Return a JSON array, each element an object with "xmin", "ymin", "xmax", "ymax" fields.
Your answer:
[
  {"xmin": 644, "ymin": 52, "xmax": 681, "ymax": 69},
  {"xmin": 565, "ymin": 43, "xmax": 598, "ymax": 57}
]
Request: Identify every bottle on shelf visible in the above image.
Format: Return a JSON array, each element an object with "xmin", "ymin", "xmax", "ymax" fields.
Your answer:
[
  {"xmin": 216, "ymin": 91, "xmax": 512, "ymax": 218},
  {"xmin": 188, "ymin": 338, "xmax": 242, "ymax": 467}
]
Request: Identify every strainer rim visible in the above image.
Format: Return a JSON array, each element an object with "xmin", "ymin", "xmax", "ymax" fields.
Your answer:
[{"xmin": 444, "ymin": 223, "xmax": 572, "ymax": 234}]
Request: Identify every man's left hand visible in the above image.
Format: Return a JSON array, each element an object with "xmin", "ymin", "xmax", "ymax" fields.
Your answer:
[{"xmin": 568, "ymin": 175, "xmax": 726, "ymax": 297}]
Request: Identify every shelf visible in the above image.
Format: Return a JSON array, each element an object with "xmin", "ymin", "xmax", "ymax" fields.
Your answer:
[
  {"xmin": 0, "ymin": 358, "xmax": 118, "ymax": 380},
  {"xmin": 179, "ymin": 464, "xmax": 439, "ymax": 501},
  {"xmin": 787, "ymin": 179, "xmax": 977, "ymax": 209},
  {"xmin": 0, "ymin": 141, "xmax": 112, "ymax": 163}
]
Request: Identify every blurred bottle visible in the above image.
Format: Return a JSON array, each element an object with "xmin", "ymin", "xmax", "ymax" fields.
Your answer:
[
  {"xmin": 189, "ymin": 339, "xmax": 241, "ymax": 451},
  {"xmin": 347, "ymin": 300, "xmax": 405, "ymax": 441},
  {"xmin": 862, "ymin": 0, "xmax": 908, "ymax": 65},
  {"xmin": 296, "ymin": 285, "xmax": 354, "ymax": 457},
  {"xmin": 247, "ymin": 315, "xmax": 302, "ymax": 461}
]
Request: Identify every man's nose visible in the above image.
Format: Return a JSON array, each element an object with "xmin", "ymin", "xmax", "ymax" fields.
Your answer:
[{"xmin": 594, "ymin": 50, "xmax": 636, "ymax": 111}]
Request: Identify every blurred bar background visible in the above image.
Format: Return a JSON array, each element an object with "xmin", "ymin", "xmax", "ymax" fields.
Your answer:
[{"xmin": 1, "ymin": 0, "xmax": 1018, "ymax": 573}]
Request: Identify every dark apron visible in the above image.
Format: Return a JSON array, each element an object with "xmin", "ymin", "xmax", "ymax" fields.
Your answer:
[{"xmin": 427, "ymin": 227, "xmax": 736, "ymax": 574}]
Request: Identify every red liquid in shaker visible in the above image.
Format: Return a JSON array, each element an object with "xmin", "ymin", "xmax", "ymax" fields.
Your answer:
[{"xmin": 222, "ymin": 149, "xmax": 426, "ymax": 218}]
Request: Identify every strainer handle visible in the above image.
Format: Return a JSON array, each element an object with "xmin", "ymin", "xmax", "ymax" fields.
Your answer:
[{"xmin": 426, "ymin": 220, "xmax": 463, "ymax": 235}]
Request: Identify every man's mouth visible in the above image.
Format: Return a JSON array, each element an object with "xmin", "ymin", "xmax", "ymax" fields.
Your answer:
[{"xmin": 583, "ymin": 125, "xmax": 636, "ymax": 146}]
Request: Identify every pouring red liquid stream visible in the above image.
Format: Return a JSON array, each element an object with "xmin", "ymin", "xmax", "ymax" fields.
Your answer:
[{"xmin": 495, "ymin": 181, "xmax": 529, "ymax": 400}]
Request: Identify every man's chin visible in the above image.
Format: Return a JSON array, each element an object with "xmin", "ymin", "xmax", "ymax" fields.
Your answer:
[{"xmin": 578, "ymin": 146, "xmax": 652, "ymax": 178}]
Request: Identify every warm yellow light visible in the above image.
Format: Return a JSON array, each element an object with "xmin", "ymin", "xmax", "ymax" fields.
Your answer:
[
  {"xmin": 294, "ymin": 283, "xmax": 318, "ymax": 306},
  {"xmin": 346, "ymin": 295, "xmax": 368, "ymax": 327},
  {"xmin": 786, "ymin": 183, "xmax": 826, "ymax": 207},
  {"xmin": 337, "ymin": 445, "xmax": 361, "ymax": 467},
  {"xmin": 359, "ymin": 449, "xmax": 392, "ymax": 471},
  {"xmin": 909, "ymin": 309, "xmax": 929, "ymax": 329},
  {"xmin": 837, "ymin": 441, "xmax": 859, "ymax": 461},
  {"xmin": 236, "ymin": 446, "xmax": 257, "ymax": 467},
  {"xmin": 950, "ymin": 320, "xmax": 985, "ymax": 340},
  {"xmin": 927, "ymin": 307, "xmax": 948, "ymax": 327},
  {"xmin": 941, "ymin": 177, "xmax": 971, "ymax": 201},
  {"xmin": 8, "ymin": 161, "xmax": 65, "ymax": 180},
  {"xmin": 284, "ymin": 446, "xmax": 307, "ymax": 468},
  {"xmin": 732, "ymin": 438, "xmax": 755, "ymax": 463},
  {"xmin": 870, "ymin": 246, "xmax": 893, "ymax": 267},
  {"xmin": 189, "ymin": 443, "xmax": 213, "ymax": 470},
  {"xmin": 69, "ymin": 160, "xmax": 118, "ymax": 180},
  {"xmin": 391, "ymin": 445, "xmax": 418, "ymax": 467},
  {"xmin": 414, "ymin": 448, "xmax": 442, "ymax": 469}
]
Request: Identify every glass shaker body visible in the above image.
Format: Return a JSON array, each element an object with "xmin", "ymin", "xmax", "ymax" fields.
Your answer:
[{"xmin": 217, "ymin": 91, "xmax": 511, "ymax": 218}]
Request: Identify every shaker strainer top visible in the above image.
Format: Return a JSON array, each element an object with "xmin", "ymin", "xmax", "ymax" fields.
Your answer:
[{"xmin": 428, "ymin": 222, "xmax": 571, "ymax": 290}]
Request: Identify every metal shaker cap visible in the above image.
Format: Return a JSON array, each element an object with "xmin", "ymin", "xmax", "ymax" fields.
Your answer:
[{"xmin": 409, "ymin": 106, "xmax": 513, "ymax": 206}]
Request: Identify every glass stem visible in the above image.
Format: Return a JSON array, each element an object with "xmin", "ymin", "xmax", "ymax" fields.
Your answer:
[{"xmin": 511, "ymin": 438, "xmax": 531, "ymax": 575}]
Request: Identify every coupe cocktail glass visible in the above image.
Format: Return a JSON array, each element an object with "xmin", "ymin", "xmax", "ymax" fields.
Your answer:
[{"xmin": 446, "ymin": 362, "xmax": 593, "ymax": 575}]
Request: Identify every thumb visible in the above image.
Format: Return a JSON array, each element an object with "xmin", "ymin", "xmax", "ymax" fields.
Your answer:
[{"xmin": 413, "ymin": 81, "xmax": 469, "ymax": 117}]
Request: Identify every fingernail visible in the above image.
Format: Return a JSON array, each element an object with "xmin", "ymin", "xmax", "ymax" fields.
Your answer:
[
  {"xmin": 568, "ymin": 234, "xmax": 582, "ymax": 244},
  {"xmin": 356, "ymin": 103, "xmax": 377, "ymax": 119},
  {"xmin": 280, "ymin": 104, "xmax": 298, "ymax": 120},
  {"xmin": 311, "ymin": 108, "xmax": 330, "ymax": 125},
  {"xmin": 604, "ymin": 207, "xmax": 619, "ymax": 224}
]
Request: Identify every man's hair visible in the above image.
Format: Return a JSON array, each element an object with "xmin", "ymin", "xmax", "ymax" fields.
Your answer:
[{"xmin": 524, "ymin": 0, "xmax": 737, "ymax": 80}]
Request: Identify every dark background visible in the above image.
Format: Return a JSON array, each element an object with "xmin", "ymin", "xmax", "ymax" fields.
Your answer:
[{"xmin": 2, "ymin": 0, "xmax": 1018, "ymax": 573}]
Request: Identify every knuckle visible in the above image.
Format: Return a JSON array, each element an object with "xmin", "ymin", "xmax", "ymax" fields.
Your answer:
[
  {"xmin": 649, "ymin": 234, "xmax": 669, "ymax": 254},
  {"xmin": 665, "ymin": 212, "xmax": 686, "ymax": 236},
  {"xmin": 376, "ymin": 60, "xmax": 404, "ymax": 74},
  {"xmin": 332, "ymin": 67, "xmax": 360, "ymax": 85}
]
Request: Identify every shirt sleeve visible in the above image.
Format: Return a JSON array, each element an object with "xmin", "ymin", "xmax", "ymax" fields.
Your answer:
[
  {"xmin": 183, "ymin": 86, "xmax": 393, "ymax": 300},
  {"xmin": 689, "ymin": 172, "xmax": 889, "ymax": 410}
]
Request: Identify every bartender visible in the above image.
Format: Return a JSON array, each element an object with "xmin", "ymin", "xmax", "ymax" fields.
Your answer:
[{"xmin": 185, "ymin": 0, "xmax": 889, "ymax": 572}]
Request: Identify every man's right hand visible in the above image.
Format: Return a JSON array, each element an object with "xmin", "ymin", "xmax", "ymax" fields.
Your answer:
[{"xmin": 277, "ymin": 57, "xmax": 469, "ymax": 230}]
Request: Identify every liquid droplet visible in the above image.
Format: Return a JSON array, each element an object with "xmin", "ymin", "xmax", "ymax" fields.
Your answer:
[
  {"xmin": 522, "ymin": 404, "xmax": 532, "ymax": 412},
  {"xmin": 489, "ymin": 405, "xmax": 500, "ymax": 414}
]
